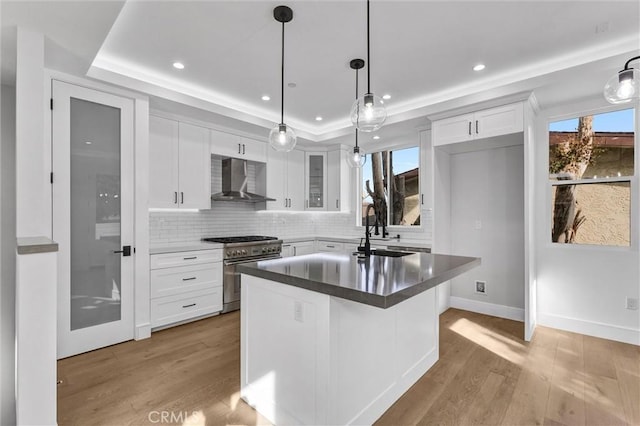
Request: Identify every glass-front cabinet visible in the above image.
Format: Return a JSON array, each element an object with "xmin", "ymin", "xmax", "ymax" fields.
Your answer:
[{"xmin": 305, "ymin": 152, "xmax": 327, "ymax": 210}]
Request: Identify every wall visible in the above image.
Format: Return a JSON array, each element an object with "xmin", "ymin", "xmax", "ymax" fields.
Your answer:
[
  {"xmin": 535, "ymin": 99, "xmax": 640, "ymax": 345},
  {"xmin": 1, "ymin": 85, "xmax": 17, "ymax": 425},
  {"xmin": 449, "ymin": 143, "xmax": 525, "ymax": 314}
]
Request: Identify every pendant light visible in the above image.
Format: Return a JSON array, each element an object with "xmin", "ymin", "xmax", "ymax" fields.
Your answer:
[
  {"xmin": 269, "ymin": 6, "xmax": 296, "ymax": 152},
  {"xmin": 604, "ymin": 55, "xmax": 640, "ymax": 104},
  {"xmin": 350, "ymin": 0, "xmax": 387, "ymax": 132},
  {"xmin": 347, "ymin": 59, "xmax": 367, "ymax": 168}
]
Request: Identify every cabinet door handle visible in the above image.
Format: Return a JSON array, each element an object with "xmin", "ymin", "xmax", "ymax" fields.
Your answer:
[
  {"xmin": 468, "ymin": 121, "xmax": 472, "ymax": 135},
  {"xmin": 174, "ymin": 191, "xmax": 178, "ymax": 204},
  {"xmin": 183, "ymin": 256, "xmax": 197, "ymax": 260},
  {"xmin": 288, "ymin": 198, "xmax": 291, "ymax": 208},
  {"xmin": 421, "ymin": 194, "xmax": 424, "ymax": 205},
  {"xmin": 336, "ymin": 199, "xmax": 339, "ymax": 209},
  {"xmin": 238, "ymin": 143, "xmax": 241, "ymax": 154},
  {"xmin": 326, "ymin": 245, "xmax": 335, "ymax": 248},
  {"xmin": 476, "ymin": 120, "xmax": 479, "ymax": 134},
  {"xmin": 306, "ymin": 200, "xmax": 309, "ymax": 208},
  {"xmin": 293, "ymin": 247, "xmax": 297, "ymax": 256},
  {"xmin": 242, "ymin": 144, "xmax": 246, "ymax": 155},
  {"xmin": 182, "ymin": 277, "xmax": 197, "ymax": 281},
  {"xmin": 181, "ymin": 192, "xmax": 184, "ymax": 204},
  {"xmin": 182, "ymin": 303, "xmax": 196, "ymax": 308}
]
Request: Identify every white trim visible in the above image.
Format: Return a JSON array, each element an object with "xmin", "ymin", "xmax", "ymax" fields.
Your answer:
[
  {"xmin": 449, "ymin": 296, "xmax": 525, "ymax": 322},
  {"xmin": 538, "ymin": 312, "xmax": 640, "ymax": 346},
  {"xmin": 135, "ymin": 323, "xmax": 151, "ymax": 340}
]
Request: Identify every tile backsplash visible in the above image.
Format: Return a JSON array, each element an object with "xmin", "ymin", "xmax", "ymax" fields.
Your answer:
[
  {"xmin": 149, "ymin": 203, "xmax": 359, "ymax": 245},
  {"xmin": 149, "ymin": 204, "xmax": 432, "ymax": 246}
]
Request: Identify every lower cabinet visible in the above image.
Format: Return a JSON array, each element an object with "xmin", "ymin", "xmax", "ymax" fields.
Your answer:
[
  {"xmin": 282, "ymin": 240, "xmax": 315, "ymax": 257},
  {"xmin": 315, "ymin": 240, "xmax": 344, "ymax": 252},
  {"xmin": 150, "ymin": 249, "xmax": 223, "ymax": 329}
]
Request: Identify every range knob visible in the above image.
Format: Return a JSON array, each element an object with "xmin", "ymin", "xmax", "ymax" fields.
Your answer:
[
  {"xmin": 242, "ymin": 249, "xmax": 247, "ymax": 255},
  {"xmin": 226, "ymin": 250, "xmax": 232, "ymax": 256},
  {"xmin": 262, "ymin": 247, "xmax": 267, "ymax": 253},
  {"xmin": 232, "ymin": 250, "xmax": 238, "ymax": 256}
]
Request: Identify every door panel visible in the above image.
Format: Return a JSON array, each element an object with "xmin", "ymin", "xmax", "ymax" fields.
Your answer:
[{"xmin": 53, "ymin": 80, "xmax": 134, "ymax": 359}]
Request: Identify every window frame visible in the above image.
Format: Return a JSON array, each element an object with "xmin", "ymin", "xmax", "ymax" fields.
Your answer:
[
  {"xmin": 546, "ymin": 105, "xmax": 637, "ymax": 249},
  {"xmin": 355, "ymin": 141, "xmax": 424, "ymax": 232}
]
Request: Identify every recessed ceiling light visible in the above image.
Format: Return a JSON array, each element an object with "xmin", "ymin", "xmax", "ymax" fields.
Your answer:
[
  {"xmin": 473, "ymin": 64, "xmax": 486, "ymax": 71},
  {"xmin": 315, "ymin": 116, "xmax": 323, "ymax": 121},
  {"xmin": 373, "ymin": 135, "xmax": 380, "ymax": 140},
  {"xmin": 84, "ymin": 141, "xmax": 92, "ymax": 145},
  {"xmin": 173, "ymin": 62, "xmax": 185, "ymax": 70},
  {"xmin": 287, "ymin": 82, "xmax": 297, "ymax": 88},
  {"xmin": 382, "ymin": 94, "xmax": 391, "ymax": 100},
  {"xmin": 261, "ymin": 95, "xmax": 271, "ymax": 101}
]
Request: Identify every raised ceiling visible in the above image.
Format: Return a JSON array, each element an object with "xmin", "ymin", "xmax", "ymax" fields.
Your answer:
[{"xmin": 2, "ymin": 1, "xmax": 639, "ymax": 143}]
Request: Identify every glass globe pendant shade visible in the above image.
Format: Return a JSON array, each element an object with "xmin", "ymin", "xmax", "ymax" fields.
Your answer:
[
  {"xmin": 350, "ymin": 93, "xmax": 387, "ymax": 132},
  {"xmin": 346, "ymin": 146, "xmax": 366, "ymax": 168},
  {"xmin": 269, "ymin": 123, "xmax": 296, "ymax": 152},
  {"xmin": 604, "ymin": 68, "xmax": 640, "ymax": 104}
]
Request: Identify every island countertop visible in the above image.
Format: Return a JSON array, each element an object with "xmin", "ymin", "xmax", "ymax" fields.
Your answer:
[{"xmin": 238, "ymin": 251, "xmax": 480, "ymax": 308}]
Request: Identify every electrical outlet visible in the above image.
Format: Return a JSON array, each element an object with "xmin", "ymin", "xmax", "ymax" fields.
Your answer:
[
  {"xmin": 294, "ymin": 300, "xmax": 304, "ymax": 322},
  {"xmin": 625, "ymin": 297, "xmax": 639, "ymax": 310},
  {"xmin": 474, "ymin": 220, "xmax": 482, "ymax": 230},
  {"xmin": 475, "ymin": 280, "xmax": 487, "ymax": 295}
]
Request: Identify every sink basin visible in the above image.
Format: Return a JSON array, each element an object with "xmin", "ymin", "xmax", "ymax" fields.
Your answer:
[{"xmin": 370, "ymin": 249, "xmax": 413, "ymax": 257}]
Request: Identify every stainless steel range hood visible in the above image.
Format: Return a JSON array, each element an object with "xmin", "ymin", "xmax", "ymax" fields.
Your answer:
[{"xmin": 211, "ymin": 158, "xmax": 275, "ymax": 203}]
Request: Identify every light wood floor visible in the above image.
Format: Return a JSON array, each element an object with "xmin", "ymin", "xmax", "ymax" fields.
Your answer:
[{"xmin": 57, "ymin": 309, "xmax": 639, "ymax": 426}]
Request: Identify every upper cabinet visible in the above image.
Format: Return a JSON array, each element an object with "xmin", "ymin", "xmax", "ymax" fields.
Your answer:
[
  {"xmin": 305, "ymin": 152, "xmax": 327, "ymax": 210},
  {"xmin": 210, "ymin": 129, "xmax": 267, "ymax": 163},
  {"xmin": 327, "ymin": 149, "xmax": 351, "ymax": 212},
  {"xmin": 149, "ymin": 116, "xmax": 211, "ymax": 209},
  {"xmin": 267, "ymin": 149, "xmax": 305, "ymax": 211},
  {"xmin": 432, "ymin": 103, "xmax": 524, "ymax": 146}
]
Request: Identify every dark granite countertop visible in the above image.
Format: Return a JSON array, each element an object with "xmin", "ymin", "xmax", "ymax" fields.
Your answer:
[{"xmin": 238, "ymin": 251, "xmax": 480, "ymax": 308}]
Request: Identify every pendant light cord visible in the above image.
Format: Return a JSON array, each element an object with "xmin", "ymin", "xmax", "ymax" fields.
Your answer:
[
  {"xmin": 355, "ymin": 64, "xmax": 359, "ymax": 148},
  {"xmin": 366, "ymin": 0, "xmax": 371, "ymax": 95},
  {"xmin": 280, "ymin": 21, "xmax": 285, "ymax": 125},
  {"xmin": 624, "ymin": 55, "xmax": 640, "ymax": 70}
]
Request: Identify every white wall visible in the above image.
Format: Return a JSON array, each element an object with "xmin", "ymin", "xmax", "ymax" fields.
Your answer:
[
  {"xmin": 449, "ymin": 143, "xmax": 525, "ymax": 312},
  {"xmin": 534, "ymin": 99, "xmax": 640, "ymax": 345},
  {"xmin": 1, "ymin": 84, "xmax": 17, "ymax": 426},
  {"xmin": 16, "ymin": 28, "xmax": 49, "ymax": 238}
]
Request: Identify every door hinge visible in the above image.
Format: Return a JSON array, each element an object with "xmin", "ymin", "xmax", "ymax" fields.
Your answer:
[
  {"xmin": 50, "ymin": 172, "xmax": 54, "ymax": 184},
  {"xmin": 50, "ymin": 98, "xmax": 53, "ymax": 110}
]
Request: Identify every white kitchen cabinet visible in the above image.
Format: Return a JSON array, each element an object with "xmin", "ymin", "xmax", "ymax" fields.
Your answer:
[
  {"xmin": 327, "ymin": 149, "xmax": 351, "ymax": 212},
  {"xmin": 149, "ymin": 116, "xmax": 211, "ymax": 209},
  {"xmin": 150, "ymin": 248, "xmax": 222, "ymax": 329},
  {"xmin": 282, "ymin": 240, "xmax": 315, "ymax": 257},
  {"xmin": 267, "ymin": 148, "xmax": 304, "ymax": 210},
  {"xmin": 315, "ymin": 240, "xmax": 344, "ymax": 252},
  {"xmin": 432, "ymin": 102, "xmax": 523, "ymax": 147},
  {"xmin": 305, "ymin": 152, "xmax": 327, "ymax": 210},
  {"xmin": 210, "ymin": 129, "xmax": 267, "ymax": 163}
]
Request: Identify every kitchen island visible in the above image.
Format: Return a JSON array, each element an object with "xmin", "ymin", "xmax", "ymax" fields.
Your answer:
[{"xmin": 238, "ymin": 251, "xmax": 480, "ymax": 426}]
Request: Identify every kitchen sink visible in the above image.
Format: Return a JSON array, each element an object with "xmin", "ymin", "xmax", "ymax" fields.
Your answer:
[{"xmin": 370, "ymin": 249, "xmax": 413, "ymax": 257}]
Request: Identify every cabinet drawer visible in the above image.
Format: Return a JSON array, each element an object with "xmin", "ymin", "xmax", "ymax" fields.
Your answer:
[
  {"xmin": 151, "ymin": 288, "xmax": 222, "ymax": 328},
  {"xmin": 150, "ymin": 263, "xmax": 222, "ymax": 298},
  {"xmin": 150, "ymin": 249, "xmax": 222, "ymax": 269},
  {"xmin": 316, "ymin": 241, "xmax": 344, "ymax": 252}
]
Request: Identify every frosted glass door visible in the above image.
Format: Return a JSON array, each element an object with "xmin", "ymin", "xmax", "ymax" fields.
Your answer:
[
  {"xmin": 53, "ymin": 80, "xmax": 134, "ymax": 359},
  {"xmin": 307, "ymin": 154, "xmax": 325, "ymax": 209}
]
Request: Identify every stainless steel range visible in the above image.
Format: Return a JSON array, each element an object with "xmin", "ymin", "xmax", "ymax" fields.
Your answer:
[{"xmin": 202, "ymin": 236, "xmax": 282, "ymax": 313}]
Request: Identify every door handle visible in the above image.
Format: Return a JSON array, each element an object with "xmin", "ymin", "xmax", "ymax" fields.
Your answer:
[
  {"xmin": 113, "ymin": 245, "xmax": 131, "ymax": 257},
  {"xmin": 182, "ymin": 277, "xmax": 197, "ymax": 281},
  {"xmin": 182, "ymin": 303, "xmax": 196, "ymax": 308},
  {"xmin": 174, "ymin": 191, "xmax": 178, "ymax": 204},
  {"xmin": 476, "ymin": 120, "xmax": 479, "ymax": 134},
  {"xmin": 181, "ymin": 192, "xmax": 184, "ymax": 204},
  {"xmin": 238, "ymin": 143, "xmax": 241, "ymax": 154},
  {"xmin": 468, "ymin": 121, "xmax": 472, "ymax": 135}
]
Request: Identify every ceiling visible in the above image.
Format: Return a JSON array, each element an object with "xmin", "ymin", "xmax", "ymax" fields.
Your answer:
[{"xmin": 2, "ymin": 1, "xmax": 639, "ymax": 145}]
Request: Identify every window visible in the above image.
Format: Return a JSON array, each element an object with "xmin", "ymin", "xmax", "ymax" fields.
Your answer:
[
  {"xmin": 549, "ymin": 108, "xmax": 635, "ymax": 246},
  {"xmin": 360, "ymin": 146, "xmax": 420, "ymax": 227}
]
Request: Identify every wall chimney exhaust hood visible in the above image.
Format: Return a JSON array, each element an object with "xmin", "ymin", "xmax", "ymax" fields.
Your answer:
[{"xmin": 211, "ymin": 158, "xmax": 275, "ymax": 203}]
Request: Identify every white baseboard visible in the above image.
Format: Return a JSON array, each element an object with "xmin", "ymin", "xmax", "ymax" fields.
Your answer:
[
  {"xmin": 135, "ymin": 323, "xmax": 151, "ymax": 340},
  {"xmin": 449, "ymin": 296, "xmax": 524, "ymax": 322},
  {"xmin": 538, "ymin": 313, "xmax": 640, "ymax": 346}
]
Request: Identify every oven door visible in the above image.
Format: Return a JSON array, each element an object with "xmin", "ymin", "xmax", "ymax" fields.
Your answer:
[{"xmin": 222, "ymin": 255, "xmax": 281, "ymax": 313}]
